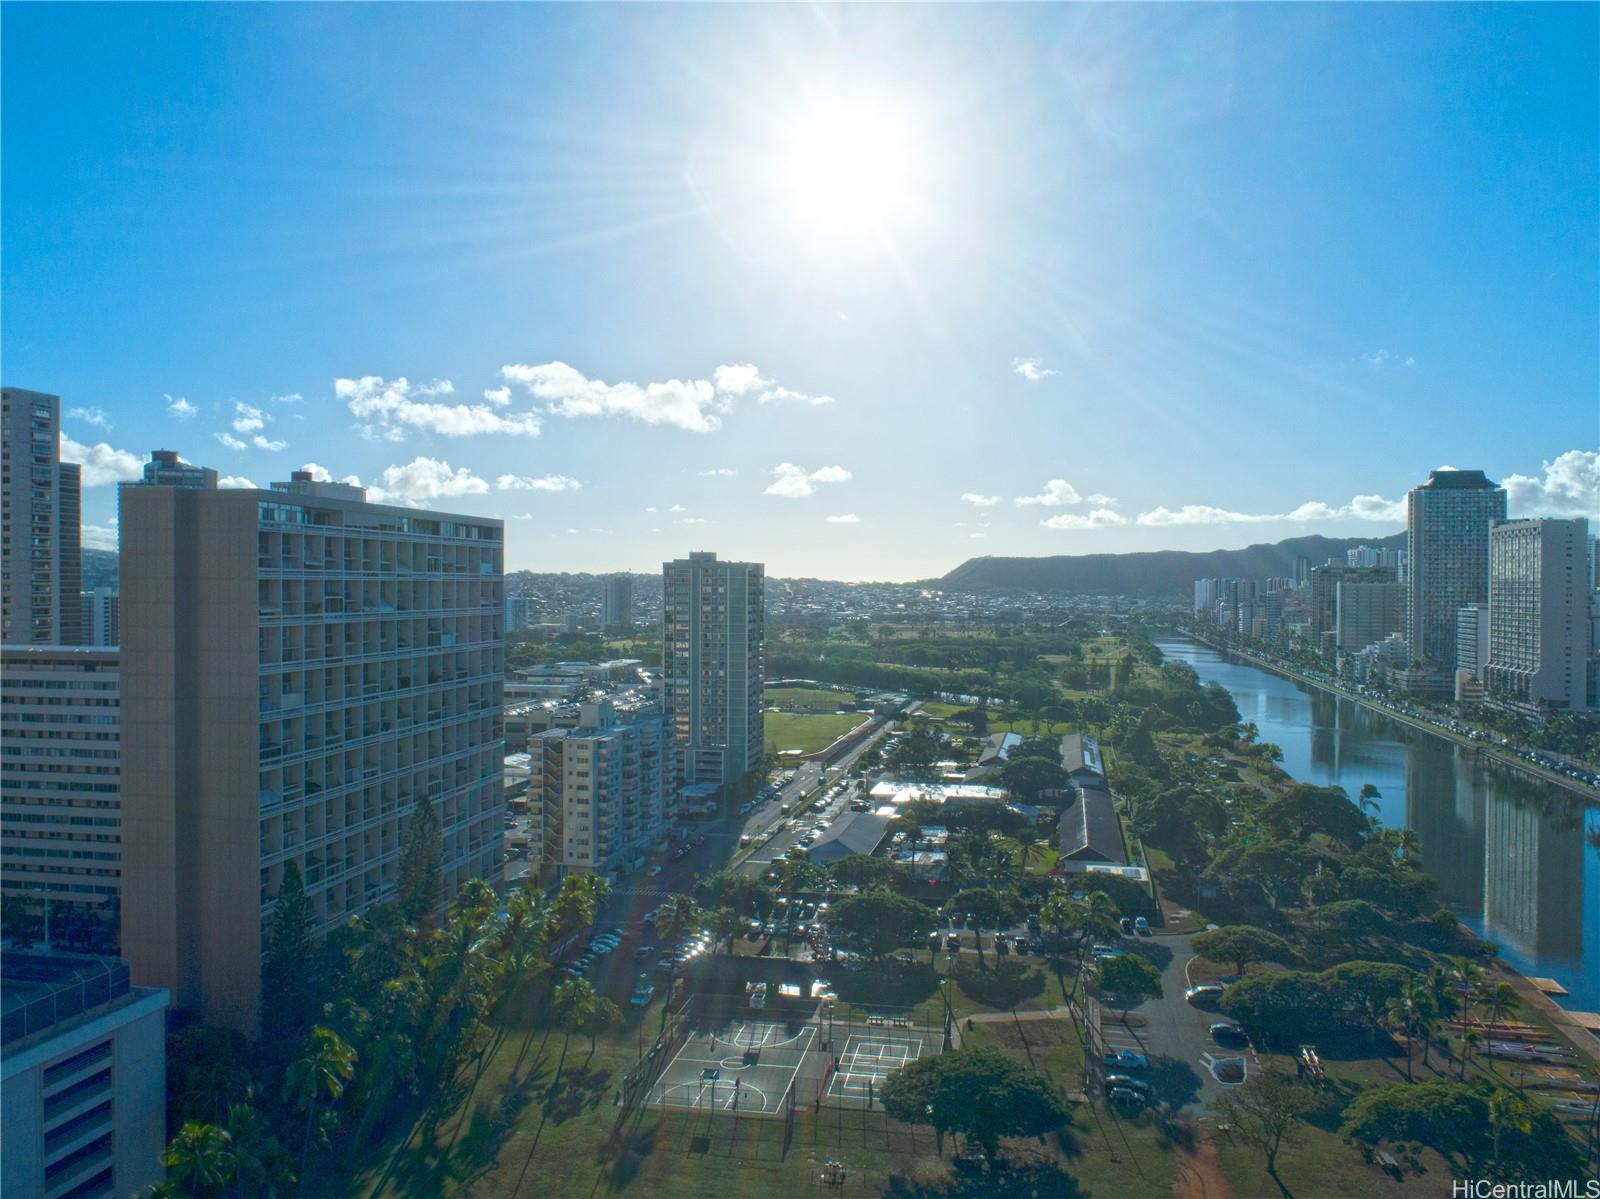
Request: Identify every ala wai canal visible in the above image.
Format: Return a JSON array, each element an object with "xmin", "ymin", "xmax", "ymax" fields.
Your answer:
[{"xmin": 1154, "ymin": 636, "xmax": 1600, "ymax": 1013}]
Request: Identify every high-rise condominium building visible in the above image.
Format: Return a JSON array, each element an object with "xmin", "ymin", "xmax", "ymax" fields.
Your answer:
[
  {"xmin": 138, "ymin": 448, "xmax": 218, "ymax": 490},
  {"xmin": 1334, "ymin": 579, "xmax": 1402, "ymax": 651},
  {"xmin": 83, "ymin": 587, "xmax": 119, "ymax": 647},
  {"xmin": 662, "ymin": 552, "xmax": 764, "ymax": 786},
  {"xmin": 602, "ymin": 573, "xmax": 634, "ymax": 630},
  {"xmin": 1485, "ymin": 517, "xmax": 1590, "ymax": 714},
  {"xmin": 2, "ymin": 388, "xmax": 84, "ymax": 645},
  {"xmin": 57, "ymin": 463, "xmax": 83, "ymax": 645},
  {"xmin": 1456, "ymin": 604, "xmax": 1490, "ymax": 681},
  {"xmin": 527, "ymin": 697, "xmax": 666, "ymax": 878},
  {"xmin": 0, "ymin": 646, "xmax": 122, "ymax": 932},
  {"xmin": 504, "ymin": 592, "xmax": 530, "ymax": 633},
  {"xmin": 1309, "ymin": 564, "xmax": 1394, "ymax": 638},
  {"xmin": 119, "ymin": 468, "xmax": 505, "ymax": 1031},
  {"xmin": 1402, "ymin": 469, "xmax": 1507, "ymax": 691}
]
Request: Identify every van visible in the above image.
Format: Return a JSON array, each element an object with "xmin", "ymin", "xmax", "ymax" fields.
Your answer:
[
  {"xmin": 739, "ymin": 834, "xmax": 752, "ymax": 846},
  {"xmin": 780, "ymin": 803, "xmax": 792, "ymax": 814}
]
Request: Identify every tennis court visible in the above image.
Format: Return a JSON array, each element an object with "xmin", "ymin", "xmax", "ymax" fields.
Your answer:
[
  {"xmin": 822, "ymin": 1030, "xmax": 932, "ymax": 1108},
  {"xmin": 647, "ymin": 1018, "xmax": 818, "ymax": 1116}
]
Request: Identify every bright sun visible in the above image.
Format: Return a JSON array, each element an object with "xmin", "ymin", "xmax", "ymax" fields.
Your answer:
[{"xmin": 781, "ymin": 101, "xmax": 914, "ymax": 237}]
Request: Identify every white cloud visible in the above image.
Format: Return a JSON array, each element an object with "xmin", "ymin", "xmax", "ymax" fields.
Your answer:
[
  {"xmin": 252, "ymin": 436, "xmax": 287, "ymax": 452},
  {"xmin": 368, "ymin": 457, "xmax": 490, "ymax": 505},
  {"xmin": 764, "ymin": 463, "xmax": 853, "ymax": 499},
  {"xmin": 59, "ymin": 434, "xmax": 143, "ymax": 486},
  {"xmin": 678, "ymin": 516, "xmax": 710, "ymax": 525},
  {"xmin": 219, "ymin": 475, "xmax": 258, "ymax": 489},
  {"xmin": 495, "ymin": 474, "xmax": 581, "ymax": 492},
  {"xmin": 669, "ymin": 504, "xmax": 687, "ymax": 512},
  {"xmin": 970, "ymin": 532, "xmax": 986, "ymax": 539},
  {"xmin": 1363, "ymin": 349, "xmax": 1416, "ymax": 369},
  {"xmin": 215, "ymin": 432, "xmax": 249, "ymax": 451},
  {"xmin": 68, "ymin": 406, "xmax": 111, "ymax": 429},
  {"xmin": 1012, "ymin": 357, "xmax": 1057, "ymax": 382},
  {"xmin": 961, "ymin": 493, "xmax": 1002, "ymax": 508},
  {"xmin": 1041, "ymin": 508, "xmax": 1128, "ymax": 530},
  {"xmin": 1016, "ymin": 479, "xmax": 1082, "ymax": 507},
  {"xmin": 1504, "ymin": 450, "xmax": 1600, "ymax": 518},
  {"xmin": 269, "ymin": 392, "xmax": 303, "ymax": 405},
  {"xmin": 165, "ymin": 394, "xmax": 197, "ymax": 420},
  {"xmin": 298, "ymin": 463, "xmax": 364, "ymax": 487},
  {"xmin": 82, "ymin": 521, "xmax": 119, "ymax": 551},
  {"xmin": 1135, "ymin": 493, "xmax": 1406, "ymax": 526},
  {"xmin": 482, "ymin": 386, "xmax": 511, "ymax": 406},
  {"xmin": 232, "ymin": 402, "xmax": 268, "ymax": 434},
  {"xmin": 698, "ymin": 467, "xmax": 738, "ymax": 477},
  {"xmin": 500, "ymin": 360, "xmax": 830, "ymax": 434},
  {"xmin": 1085, "ymin": 493, "xmax": 1118, "ymax": 507},
  {"xmin": 826, "ymin": 514, "xmax": 861, "ymax": 524},
  {"xmin": 338, "ymin": 376, "xmax": 541, "ymax": 440}
]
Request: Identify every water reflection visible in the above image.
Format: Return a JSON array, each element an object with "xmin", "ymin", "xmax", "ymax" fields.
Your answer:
[{"xmin": 1156, "ymin": 637, "xmax": 1600, "ymax": 1011}]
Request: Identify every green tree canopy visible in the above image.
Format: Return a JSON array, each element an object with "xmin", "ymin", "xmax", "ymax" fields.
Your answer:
[
  {"xmin": 1191, "ymin": 925, "xmax": 1297, "ymax": 977},
  {"xmin": 1097, "ymin": 953, "xmax": 1163, "ymax": 1017},
  {"xmin": 827, "ymin": 854, "xmax": 909, "ymax": 891},
  {"xmin": 878, "ymin": 1046, "xmax": 1068, "ymax": 1157},
  {"xmin": 828, "ymin": 890, "xmax": 933, "ymax": 959},
  {"xmin": 999, "ymin": 753, "xmax": 1066, "ymax": 804},
  {"xmin": 397, "ymin": 795, "xmax": 442, "ymax": 928}
]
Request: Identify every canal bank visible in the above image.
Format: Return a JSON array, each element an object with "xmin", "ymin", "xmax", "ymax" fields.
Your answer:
[
  {"xmin": 1180, "ymin": 628, "xmax": 1598, "ymax": 804},
  {"xmin": 1155, "ymin": 635, "xmax": 1600, "ymax": 1017}
]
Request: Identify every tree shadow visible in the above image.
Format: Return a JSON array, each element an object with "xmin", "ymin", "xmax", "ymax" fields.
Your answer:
[
  {"xmin": 884, "ymin": 1147, "xmax": 1086, "ymax": 1199},
  {"xmin": 1126, "ymin": 941, "xmax": 1174, "ymax": 972},
  {"xmin": 596, "ymin": 1114, "xmax": 661, "ymax": 1190},
  {"xmin": 952, "ymin": 959, "xmax": 1046, "ymax": 1009},
  {"xmin": 1140, "ymin": 1055, "xmax": 1203, "ymax": 1116},
  {"xmin": 831, "ymin": 957, "xmax": 942, "ymax": 1009},
  {"xmin": 544, "ymin": 1062, "xmax": 611, "ymax": 1125}
]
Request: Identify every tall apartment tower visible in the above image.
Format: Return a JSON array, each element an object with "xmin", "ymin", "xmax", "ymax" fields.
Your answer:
[
  {"xmin": 119, "ymin": 468, "xmax": 506, "ymax": 1031},
  {"xmin": 57, "ymin": 462, "xmax": 84, "ymax": 644},
  {"xmin": 1402, "ymin": 469, "xmax": 1507, "ymax": 693},
  {"xmin": 2, "ymin": 387, "xmax": 81, "ymax": 644},
  {"xmin": 0, "ymin": 646, "xmax": 122, "ymax": 936},
  {"xmin": 1334, "ymin": 579, "xmax": 1402, "ymax": 651},
  {"xmin": 662, "ymin": 552, "xmax": 764, "ymax": 786},
  {"xmin": 138, "ymin": 448, "xmax": 219, "ymax": 490},
  {"xmin": 1485, "ymin": 517, "xmax": 1590, "ymax": 714},
  {"xmin": 602, "ymin": 573, "xmax": 635, "ymax": 630}
]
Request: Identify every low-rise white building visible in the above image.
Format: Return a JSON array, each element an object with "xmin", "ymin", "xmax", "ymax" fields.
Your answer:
[{"xmin": 2, "ymin": 953, "xmax": 169, "ymax": 1199}]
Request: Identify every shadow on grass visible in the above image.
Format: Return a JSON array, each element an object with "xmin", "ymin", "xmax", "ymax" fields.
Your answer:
[
  {"xmin": 379, "ymin": 1066, "xmax": 545, "ymax": 1199},
  {"xmin": 952, "ymin": 959, "xmax": 1047, "ymax": 1009},
  {"xmin": 597, "ymin": 1114, "xmax": 661, "ymax": 1190},
  {"xmin": 832, "ymin": 958, "xmax": 943, "ymax": 1010},
  {"xmin": 885, "ymin": 1146, "xmax": 1087, "ymax": 1199},
  {"xmin": 544, "ymin": 1061, "xmax": 612, "ymax": 1125}
]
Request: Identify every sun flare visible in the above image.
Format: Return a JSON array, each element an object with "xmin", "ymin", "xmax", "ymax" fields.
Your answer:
[{"xmin": 780, "ymin": 100, "xmax": 915, "ymax": 237}]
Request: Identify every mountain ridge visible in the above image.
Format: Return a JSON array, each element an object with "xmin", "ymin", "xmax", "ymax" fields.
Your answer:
[{"xmin": 937, "ymin": 532, "xmax": 1406, "ymax": 596}]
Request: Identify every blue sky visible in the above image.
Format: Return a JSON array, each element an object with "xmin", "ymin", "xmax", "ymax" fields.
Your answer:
[{"xmin": 4, "ymin": 3, "xmax": 1596, "ymax": 580}]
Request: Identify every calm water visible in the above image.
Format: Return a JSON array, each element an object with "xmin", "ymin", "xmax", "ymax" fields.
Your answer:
[{"xmin": 1156, "ymin": 637, "xmax": 1600, "ymax": 1013}]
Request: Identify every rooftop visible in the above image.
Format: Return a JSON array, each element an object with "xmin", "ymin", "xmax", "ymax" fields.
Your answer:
[{"xmin": 2, "ymin": 953, "xmax": 153, "ymax": 1053}]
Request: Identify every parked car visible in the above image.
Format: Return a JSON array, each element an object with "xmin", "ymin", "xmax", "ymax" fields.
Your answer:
[
  {"xmin": 1104, "ymin": 1050, "xmax": 1149, "ymax": 1071},
  {"xmin": 1104, "ymin": 1074, "xmax": 1151, "ymax": 1096},
  {"xmin": 1134, "ymin": 917, "xmax": 1151, "ymax": 936},
  {"xmin": 1185, "ymin": 984, "xmax": 1225, "ymax": 1006},
  {"xmin": 635, "ymin": 943, "xmax": 655, "ymax": 959},
  {"xmin": 945, "ymin": 934, "xmax": 961, "ymax": 950},
  {"xmin": 1106, "ymin": 1086, "xmax": 1146, "ymax": 1107},
  {"xmin": 1210, "ymin": 1023, "xmax": 1249, "ymax": 1048},
  {"xmin": 1119, "ymin": 916, "xmax": 1135, "ymax": 935}
]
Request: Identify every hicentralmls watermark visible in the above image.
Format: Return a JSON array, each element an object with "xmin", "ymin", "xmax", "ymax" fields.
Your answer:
[{"xmin": 1452, "ymin": 1182, "xmax": 1600, "ymax": 1199}]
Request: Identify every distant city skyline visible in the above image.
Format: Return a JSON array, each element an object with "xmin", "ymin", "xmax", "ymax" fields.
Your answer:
[{"xmin": 3, "ymin": 4, "xmax": 1596, "ymax": 580}]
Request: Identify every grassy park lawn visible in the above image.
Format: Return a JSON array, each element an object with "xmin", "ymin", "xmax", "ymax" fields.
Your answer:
[
  {"xmin": 763, "ymin": 711, "xmax": 868, "ymax": 755},
  {"xmin": 763, "ymin": 685, "xmax": 853, "ymax": 711},
  {"xmin": 916, "ymin": 700, "xmax": 970, "ymax": 719}
]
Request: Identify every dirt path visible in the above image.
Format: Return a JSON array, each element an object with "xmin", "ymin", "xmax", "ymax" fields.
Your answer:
[{"xmin": 1173, "ymin": 1125, "xmax": 1234, "ymax": 1199}]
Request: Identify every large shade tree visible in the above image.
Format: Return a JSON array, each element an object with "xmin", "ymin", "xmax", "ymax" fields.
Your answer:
[{"xmin": 878, "ymin": 1047, "xmax": 1068, "ymax": 1158}]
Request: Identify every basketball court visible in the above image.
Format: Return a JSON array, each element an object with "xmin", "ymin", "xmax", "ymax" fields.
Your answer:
[{"xmin": 647, "ymin": 1018, "xmax": 817, "ymax": 1116}]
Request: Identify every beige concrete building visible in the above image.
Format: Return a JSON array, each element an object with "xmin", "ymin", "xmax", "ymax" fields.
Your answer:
[
  {"xmin": 662, "ymin": 552, "xmax": 764, "ymax": 786},
  {"xmin": 0, "ymin": 646, "xmax": 122, "ymax": 933},
  {"xmin": 526, "ymin": 697, "xmax": 667, "ymax": 880},
  {"xmin": 2, "ymin": 388, "xmax": 84, "ymax": 645},
  {"xmin": 1486, "ymin": 517, "xmax": 1591, "ymax": 715},
  {"xmin": 118, "ymin": 469, "xmax": 505, "ymax": 1031}
]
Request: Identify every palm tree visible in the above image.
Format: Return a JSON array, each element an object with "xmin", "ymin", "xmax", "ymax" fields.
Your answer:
[
  {"xmin": 1384, "ymin": 982, "xmax": 1425, "ymax": 1083},
  {"xmin": 282, "ymin": 1025, "xmax": 357, "ymax": 1169},
  {"xmin": 223, "ymin": 1099, "xmax": 296, "ymax": 1198},
  {"xmin": 656, "ymin": 894, "xmax": 701, "ymax": 1033},
  {"xmin": 711, "ymin": 906, "xmax": 739, "ymax": 955},
  {"xmin": 1482, "ymin": 981, "xmax": 1521, "ymax": 1068},
  {"xmin": 1458, "ymin": 1029, "xmax": 1482, "ymax": 1081},
  {"xmin": 1357, "ymin": 783, "xmax": 1382, "ymax": 825},
  {"xmin": 1488, "ymin": 1089, "xmax": 1532, "ymax": 1180},
  {"xmin": 158, "ymin": 1122, "xmax": 237, "ymax": 1198},
  {"xmin": 1381, "ymin": 826, "xmax": 1423, "ymax": 864},
  {"xmin": 1420, "ymin": 965, "xmax": 1457, "ymax": 1072}
]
